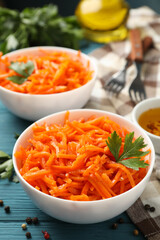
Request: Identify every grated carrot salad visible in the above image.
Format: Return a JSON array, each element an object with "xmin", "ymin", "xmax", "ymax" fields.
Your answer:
[
  {"xmin": 0, "ymin": 50, "xmax": 93, "ymax": 94},
  {"xmin": 15, "ymin": 112, "xmax": 150, "ymax": 201}
]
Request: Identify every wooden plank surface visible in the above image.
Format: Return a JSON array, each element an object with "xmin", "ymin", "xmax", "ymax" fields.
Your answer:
[{"xmin": 0, "ymin": 177, "xmax": 145, "ymax": 240}]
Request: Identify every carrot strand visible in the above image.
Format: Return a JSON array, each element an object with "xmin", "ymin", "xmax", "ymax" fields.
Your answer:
[
  {"xmin": 15, "ymin": 111, "xmax": 150, "ymax": 201},
  {"xmin": 0, "ymin": 50, "xmax": 93, "ymax": 94}
]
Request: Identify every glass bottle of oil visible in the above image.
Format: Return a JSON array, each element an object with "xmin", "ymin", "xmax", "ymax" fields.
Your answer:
[{"xmin": 75, "ymin": 0, "xmax": 129, "ymax": 43}]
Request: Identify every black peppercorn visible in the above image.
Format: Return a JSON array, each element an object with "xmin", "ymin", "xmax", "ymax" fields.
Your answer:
[
  {"xmin": 144, "ymin": 204, "xmax": 150, "ymax": 210},
  {"xmin": 4, "ymin": 206, "xmax": 10, "ymax": 213},
  {"xmin": 150, "ymin": 207, "xmax": 155, "ymax": 212},
  {"xmin": 0, "ymin": 200, "xmax": 4, "ymax": 206},
  {"xmin": 133, "ymin": 229, "xmax": 139, "ymax": 236},
  {"xmin": 111, "ymin": 223, "xmax": 118, "ymax": 229},
  {"xmin": 118, "ymin": 218, "xmax": 124, "ymax": 224},
  {"xmin": 32, "ymin": 217, "xmax": 39, "ymax": 224},
  {"xmin": 26, "ymin": 217, "xmax": 32, "ymax": 224},
  {"xmin": 25, "ymin": 232, "xmax": 32, "ymax": 239}
]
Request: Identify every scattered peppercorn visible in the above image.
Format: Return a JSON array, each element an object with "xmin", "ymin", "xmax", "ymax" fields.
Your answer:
[
  {"xmin": 111, "ymin": 223, "xmax": 118, "ymax": 229},
  {"xmin": 21, "ymin": 223, "xmax": 27, "ymax": 230},
  {"xmin": 118, "ymin": 218, "xmax": 124, "ymax": 224},
  {"xmin": 4, "ymin": 206, "xmax": 10, "ymax": 213},
  {"xmin": 42, "ymin": 230, "xmax": 50, "ymax": 239},
  {"xmin": 133, "ymin": 229, "xmax": 139, "ymax": 236},
  {"xmin": 26, "ymin": 217, "xmax": 32, "ymax": 224},
  {"xmin": 150, "ymin": 207, "xmax": 155, "ymax": 212},
  {"xmin": 144, "ymin": 204, "xmax": 150, "ymax": 210},
  {"xmin": 25, "ymin": 232, "xmax": 32, "ymax": 239},
  {"xmin": 32, "ymin": 217, "xmax": 39, "ymax": 224},
  {"xmin": 0, "ymin": 200, "xmax": 4, "ymax": 206}
]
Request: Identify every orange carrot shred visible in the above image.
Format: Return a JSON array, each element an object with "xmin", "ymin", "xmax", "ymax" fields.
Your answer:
[
  {"xmin": 15, "ymin": 112, "xmax": 150, "ymax": 201},
  {"xmin": 0, "ymin": 50, "xmax": 93, "ymax": 94}
]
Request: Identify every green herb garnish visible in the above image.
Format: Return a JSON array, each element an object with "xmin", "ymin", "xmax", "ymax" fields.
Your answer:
[
  {"xmin": 0, "ymin": 151, "xmax": 13, "ymax": 179},
  {"xmin": 0, "ymin": 4, "xmax": 83, "ymax": 54},
  {"xmin": 12, "ymin": 175, "xmax": 19, "ymax": 183},
  {"xmin": 0, "ymin": 159, "xmax": 13, "ymax": 179},
  {"xmin": 7, "ymin": 61, "xmax": 34, "ymax": 84},
  {"xmin": 106, "ymin": 131, "xmax": 149, "ymax": 170},
  {"xmin": 0, "ymin": 150, "xmax": 10, "ymax": 161},
  {"xmin": 14, "ymin": 132, "xmax": 20, "ymax": 140}
]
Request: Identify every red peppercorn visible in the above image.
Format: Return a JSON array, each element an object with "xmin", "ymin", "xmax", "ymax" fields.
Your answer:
[
  {"xmin": 26, "ymin": 217, "xmax": 32, "ymax": 224},
  {"xmin": 32, "ymin": 217, "xmax": 39, "ymax": 224},
  {"xmin": 42, "ymin": 230, "xmax": 50, "ymax": 239},
  {"xmin": 25, "ymin": 232, "xmax": 32, "ymax": 239}
]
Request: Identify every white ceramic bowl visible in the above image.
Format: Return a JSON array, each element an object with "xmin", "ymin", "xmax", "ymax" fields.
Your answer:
[
  {"xmin": 132, "ymin": 97, "xmax": 160, "ymax": 155},
  {"xmin": 0, "ymin": 47, "xmax": 97, "ymax": 121},
  {"xmin": 13, "ymin": 109, "xmax": 155, "ymax": 224}
]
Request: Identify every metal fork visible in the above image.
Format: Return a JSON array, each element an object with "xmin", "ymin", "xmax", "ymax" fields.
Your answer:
[
  {"xmin": 103, "ymin": 30, "xmax": 152, "ymax": 97},
  {"xmin": 103, "ymin": 60, "xmax": 130, "ymax": 94},
  {"xmin": 128, "ymin": 29, "xmax": 148, "ymax": 103},
  {"xmin": 129, "ymin": 60, "xmax": 147, "ymax": 102}
]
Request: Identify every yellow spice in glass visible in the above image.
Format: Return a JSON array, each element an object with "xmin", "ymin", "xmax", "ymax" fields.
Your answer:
[{"xmin": 75, "ymin": 0, "xmax": 129, "ymax": 43}]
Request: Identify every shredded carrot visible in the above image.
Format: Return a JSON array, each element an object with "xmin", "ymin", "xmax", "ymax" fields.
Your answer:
[
  {"xmin": 0, "ymin": 49, "xmax": 93, "ymax": 94},
  {"xmin": 15, "ymin": 112, "xmax": 150, "ymax": 201}
]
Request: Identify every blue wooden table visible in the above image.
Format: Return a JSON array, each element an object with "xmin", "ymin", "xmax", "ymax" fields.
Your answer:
[{"xmin": 0, "ymin": 42, "xmax": 145, "ymax": 240}]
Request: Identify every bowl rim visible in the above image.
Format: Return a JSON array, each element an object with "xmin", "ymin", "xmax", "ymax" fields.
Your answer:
[
  {"xmin": 0, "ymin": 46, "xmax": 97, "ymax": 97},
  {"xmin": 132, "ymin": 97, "xmax": 160, "ymax": 141},
  {"xmin": 13, "ymin": 109, "xmax": 155, "ymax": 204}
]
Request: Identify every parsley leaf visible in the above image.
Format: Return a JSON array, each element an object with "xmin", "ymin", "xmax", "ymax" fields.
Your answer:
[
  {"xmin": 106, "ymin": 131, "xmax": 149, "ymax": 170},
  {"xmin": 118, "ymin": 158, "xmax": 149, "ymax": 170},
  {"xmin": 7, "ymin": 76, "xmax": 27, "ymax": 84},
  {"xmin": 106, "ymin": 131, "xmax": 122, "ymax": 161},
  {"xmin": 119, "ymin": 132, "xmax": 148, "ymax": 161},
  {"xmin": 7, "ymin": 60, "xmax": 34, "ymax": 85}
]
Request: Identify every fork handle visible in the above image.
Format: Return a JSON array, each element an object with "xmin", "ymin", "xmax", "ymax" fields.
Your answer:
[
  {"xmin": 128, "ymin": 36, "xmax": 153, "ymax": 60},
  {"xmin": 129, "ymin": 29, "xmax": 143, "ymax": 62},
  {"xmin": 142, "ymin": 36, "xmax": 153, "ymax": 53}
]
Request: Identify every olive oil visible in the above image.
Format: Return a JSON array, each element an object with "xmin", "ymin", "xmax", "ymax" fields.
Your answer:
[{"xmin": 75, "ymin": 0, "xmax": 129, "ymax": 43}]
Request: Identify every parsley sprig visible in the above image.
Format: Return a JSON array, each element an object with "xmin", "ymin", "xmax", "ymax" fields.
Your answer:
[
  {"xmin": 7, "ymin": 60, "xmax": 34, "ymax": 84},
  {"xmin": 106, "ymin": 131, "xmax": 149, "ymax": 170}
]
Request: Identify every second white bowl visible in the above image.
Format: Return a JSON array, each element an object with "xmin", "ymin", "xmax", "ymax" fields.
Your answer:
[{"xmin": 0, "ymin": 47, "xmax": 97, "ymax": 121}]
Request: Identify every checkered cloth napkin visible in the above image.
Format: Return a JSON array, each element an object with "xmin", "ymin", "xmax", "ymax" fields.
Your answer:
[{"xmin": 85, "ymin": 6, "xmax": 160, "ymax": 240}]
